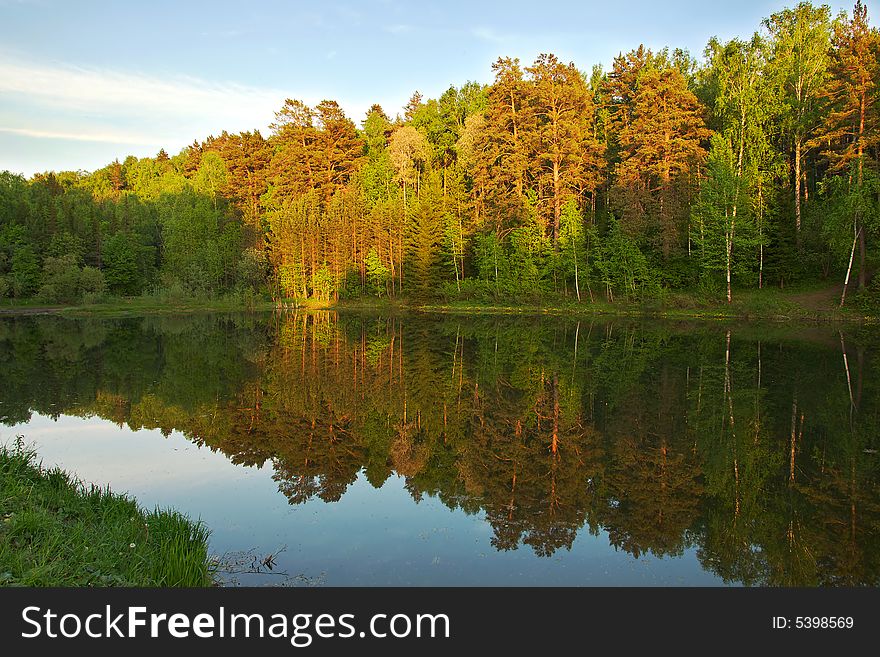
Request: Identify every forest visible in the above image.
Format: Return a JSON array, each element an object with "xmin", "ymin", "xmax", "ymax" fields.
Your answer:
[{"xmin": 2, "ymin": 1, "xmax": 880, "ymax": 308}]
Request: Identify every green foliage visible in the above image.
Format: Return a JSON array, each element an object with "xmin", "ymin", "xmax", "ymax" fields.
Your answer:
[
  {"xmin": 311, "ymin": 264, "xmax": 334, "ymax": 301},
  {"xmin": 473, "ymin": 232, "xmax": 503, "ymax": 284},
  {"xmin": 596, "ymin": 217, "xmax": 656, "ymax": 300},
  {"xmin": 78, "ymin": 266, "xmax": 107, "ymax": 304},
  {"xmin": 365, "ymin": 247, "xmax": 390, "ymax": 297},
  {"xmin": 818, "ymin": 166, "xmax": 880, "ymax": 266},
  {"xmin": 158, "ymin": 188, "xmax": 239, "ymax": 296},
  {"xmin": 0, "ymin": 4, "xmax": 879, "ymax": 307},
  {"xmin": 10, "ymin": 246, "xmax": 40, "ymax": 298},
  {"xmin": 508, "ymin": 220, "xmax": 549, "ymax": 294},
  {"xmin": 102, "ymin": 231, "xmax": 152, "ymax": 296},
  {"xmin": 557, "ymin": 199, "xmax": 589, "ymax": 298},
  {"xmin": 236, "ymin": 246, "xmax": 269, "ymax": 292},
  {"xmin": 193, "ymin": 152, "xmax": 228, "ymax": 203},
  {"xmin": 37, "ymin": 254, "xmax": 106, "ymax": 304},
  {"xmin": 405, "ymin": 179, "xmax": 445, "ymax": 298},
  {"xmin": 691, "ymin": 134, "xmax": 761, "ymax": 296},
  {"xmin": 45, "ymin": 232, "xmax": 85, "ymax": 264}
]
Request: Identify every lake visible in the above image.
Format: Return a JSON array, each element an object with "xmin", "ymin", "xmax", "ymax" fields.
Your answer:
[{"xmin": 1, "ymin": 311, "xmax": 877, "ymax": 586}]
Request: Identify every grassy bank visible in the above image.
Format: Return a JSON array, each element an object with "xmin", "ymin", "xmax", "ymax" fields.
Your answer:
[
  {"xmin": 62, "ymin": 297, "xmax": 278, "ymax": 317},
  {"xmin": 0, "ymin": 441, "xmax": 214, "ymax": 586},
  {"xmin": 411, "ymin": 287, "xmax": 867, "ymax": 322},
  {"xmin": 0, "ymin": 282, "xmax": 874, "ymax": 322}
]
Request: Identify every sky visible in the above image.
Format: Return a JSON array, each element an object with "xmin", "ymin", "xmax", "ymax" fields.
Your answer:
[{"xmin": 0, "ymin": 0, "xmax": 869, "ymax": 175}]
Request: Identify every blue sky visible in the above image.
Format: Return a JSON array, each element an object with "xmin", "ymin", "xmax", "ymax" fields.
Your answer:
[{"xmin": 0, "ymin": 0, "xmax": 866, "ymax": 175}]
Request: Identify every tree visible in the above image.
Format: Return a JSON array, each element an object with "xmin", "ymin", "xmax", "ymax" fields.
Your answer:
[
  {"xmin": 193, "ymin": 152, "xmax": 228, "ymax": 209},
  {"xmin": 468, "ymin": 57, "xmax": 534, "ymax": 232},
  {"xmin": 389, "ymin": 126, "xmax": 430, "ymax": 204},
  {"xmin": 405, "ymin": 175, "xmax": 445, "ymax": 298},
  {"xmin": 157, "ymin": 187, "xmax": 236, "ymax": 295},
  {"xmin": 692, "ymin": 134, "xmax": 759, "ymax": 302},
  {"xmin": 703, "ymin": 34, "xmax": 781, "ymax": 288},
  {"xmin": 269, "ymin": 99, "xmax": 318, "ymax": 199},
  {"xmin": 819, "ymin": 166, "xmax": 880, "ymax": 305},
  {"xmin": 363, "ymin": 104, "xmax": 392, "ymax": 157},
  {"xmin": 815, "ymin": 0, "xmax": 880, "ymax": 289},
  {"xmin": 557, "ymin": 198, "xmax": 588, "ymax": 300},
  {"xmin": 10, "ymin": 246, "xmax": 39, "ymax": 298},
  {"xmin": 612, "ymin": 53, "xmax": 710, "ymax": 259},
  {"xmin": 526, "ymin": 53, "xmax": 603, "ymax": 249},
  {"xmin": 200, "ymin": 130, "xmax": 271, "ymax": 240},
  {"xmin": 102, "ymin": 231, "xmax": 144, "ymax": 295},
  {"xmin": 596, "ymin": 216, "xmax": 654, "ymax": 300},
  {"xmin": 365, "ymin": 247, "xmax": 390, "ymax": 297},
  {"xmin": 37, "ymin": 254, "xmax": 105, "ymax": 303},
  {"xmin": 764, "ymin": 2, "xmax": 832, "ymax": 244},
  {"xmin": 314, "ymin": 100, "xmax": 364, "ymax": 203}
]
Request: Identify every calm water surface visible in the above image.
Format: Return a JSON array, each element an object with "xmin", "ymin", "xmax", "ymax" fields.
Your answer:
[{"xmin": 1, "ymin": 312, "xmax": 877, "ymax": 586}]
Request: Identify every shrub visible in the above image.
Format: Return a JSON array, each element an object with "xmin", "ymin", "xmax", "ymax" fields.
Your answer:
[
  {"xmin": 37, "ymin": 256, "xmax": 107, "ymax": 304},
  {"xmin": 38, "ymin": 255, "xmax": 80, "ymax": 303},
  {"xmin": 78, "ymin": 266, "xmax": 107, "ymax": 303}
]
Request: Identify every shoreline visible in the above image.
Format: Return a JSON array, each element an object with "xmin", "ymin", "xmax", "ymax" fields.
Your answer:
[
  {"xmin": 0, "ymin": 289, "xmax": 873, "ymax": 324},
  {"xmin": 0, "ymin": 442, "xmax": 215, "ymax": 587}
]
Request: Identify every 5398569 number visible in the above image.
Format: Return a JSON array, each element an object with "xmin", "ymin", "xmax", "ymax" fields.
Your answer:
[{"xmin": 794, "ymin": 617, "xmax": 853, "ymax": 629}]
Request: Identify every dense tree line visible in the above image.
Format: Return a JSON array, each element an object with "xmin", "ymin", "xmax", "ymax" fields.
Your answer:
[{"xmin": 2, "ymin": 1, "xmax": 880, "ymax": 305}]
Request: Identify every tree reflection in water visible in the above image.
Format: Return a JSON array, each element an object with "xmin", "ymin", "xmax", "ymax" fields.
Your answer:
[{"xmin": 1, "ymin": 311, "xmax": 878, "ymax": 585}]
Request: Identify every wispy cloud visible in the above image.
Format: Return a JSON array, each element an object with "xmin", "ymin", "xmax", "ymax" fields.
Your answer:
[
  {"xmin": 0, "ymin": 54, "xmax": 301, "ymax": 158},
  {"xmin": 0, "ymin": 126, "xmax": 159, "ymax": 145},
  {"xmin": 0, "ymin": 57, "xmax": 285, "ymax": 126},
  {"xmin": 0, "ymin": 54, "xmax": 372, "ymax": 172}
]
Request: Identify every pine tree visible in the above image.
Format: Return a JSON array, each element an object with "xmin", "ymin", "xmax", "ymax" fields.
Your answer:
[
  {"xmin": 314, "ymin": 100, "xmax": 364, "ymax": 203},
  {"xmin": 405, "ymin": 175, "xmax": 445, "ymax": 298},
  {"xmin": 612, "ymin": 54, "xmax": 710, "ymax": 258},
  {"xmin": 526, "ymin": 54, "xmax": 602, "ymax": 249},
  {"xmin": 269, "ymin": 99, "xmax": 318, "ymax": 198},
  {"xmin": 815, "ymin": 0, "xmax": 880, "ymax": 289},
  {"xmin": 470, "ymin": 57, "xmax": 534, "ymax": 232}
]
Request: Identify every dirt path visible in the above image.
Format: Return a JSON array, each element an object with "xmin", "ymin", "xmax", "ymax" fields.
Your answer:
[{"xmin": 787, "ymin": 284, "xmax": 844, "ymax": 311}]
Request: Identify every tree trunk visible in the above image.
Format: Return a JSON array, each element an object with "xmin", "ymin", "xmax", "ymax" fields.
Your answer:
[
  {"xmin": 552, "ymin": 159, "xmax": 561, "ymax": 249},
  {"xmin": 794, "ymin": 139, "xmax": 802, "ymax": 247},
  {"xmin": 841, "ymin": 226, "xmax": 861, "ymax": 307},
  {"xmin": 726, "ymin": 227, "xmax": 733, "ymax": 304},
  {"xmin": 551, "ymin": 374, "xmax": 559, "ymax": 455},
  {"xmin": 758, "ymin": 185, "xmax": 764, "ymax": 289},
  {"xmin": 790, "ymin": 395, "xmax": 798, "ymax": 484}
]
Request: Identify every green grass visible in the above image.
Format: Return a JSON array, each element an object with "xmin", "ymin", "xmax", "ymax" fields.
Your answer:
[
  {"xmin": 406, "ymin": 295, "xmax": 856, "ymax": 322},
  {"xmin": 1, "ymin": 283, "xmax": 875, "ymax": 323},
  {"xmin": 0, "ymin": 440, "xmax": 215, "ymax": 586},
  {"xmin": 60, "ymin": 297, "xmax": 277, "ymax": 318},
  {"xmin": 0, "ymin": 298, "xmax": 64, "ymax": 311}
]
